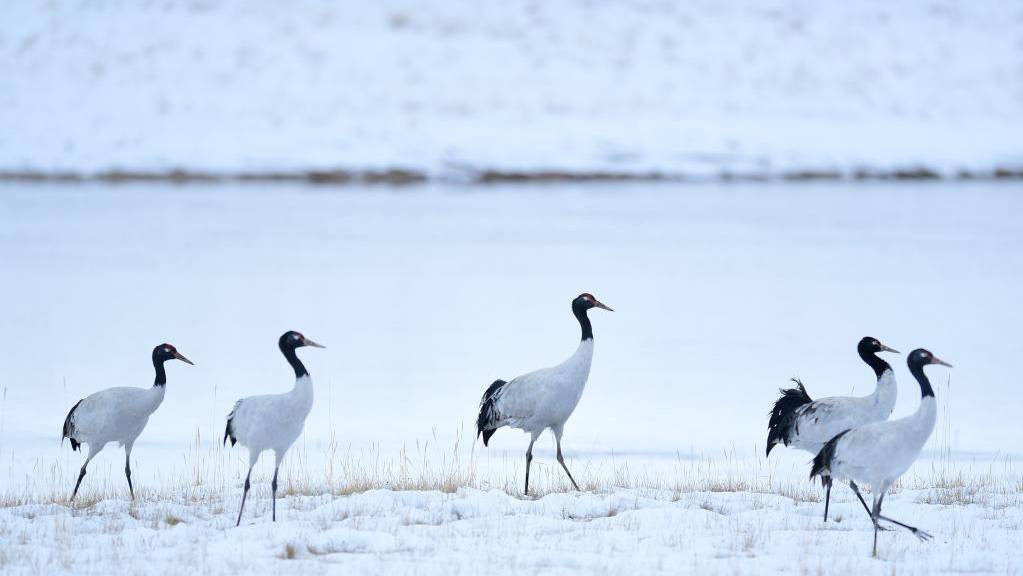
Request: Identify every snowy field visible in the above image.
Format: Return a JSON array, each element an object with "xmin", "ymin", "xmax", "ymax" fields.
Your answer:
[
  {"xmin": 0, "ymin": 451, "xmax": 1020, "ymax": 575},
  {"xmin": 3, "ymin": 1, "xmax": 1021, "ymax": 573},
  {"xmin": 2, "ymin": 483, "xmax": 1022, "ymax": 575},
  {"xmin": 0, "ymin": 180, "xmax": 1021, "ymax": 573},
  {"xmin": 1, "ymin": 1, "xmax": 1021, "ymax": 179}
]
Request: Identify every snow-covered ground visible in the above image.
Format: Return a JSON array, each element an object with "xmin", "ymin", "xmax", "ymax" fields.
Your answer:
[
  {"xmin": 1, "ymin": 460, "xmax": 1020, "ymax": 575},
  {"xmin": 1, "ymin": 180, "xmax": 1021, "ymax": 572},
  {"xmin": 2, "ymin": 1, "xmax": 1021, "ymax": 178}
]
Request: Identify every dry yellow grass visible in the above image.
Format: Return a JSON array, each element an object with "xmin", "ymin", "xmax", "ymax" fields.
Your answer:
[{"xmin": 2, "ymin": 428, "xmax": 1017, "ymax": 510}]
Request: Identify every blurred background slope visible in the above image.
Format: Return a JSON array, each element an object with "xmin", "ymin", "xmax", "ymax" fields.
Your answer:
[{"xmin": 1, "ymin": 0, "xmax": 1020, "ymax": 179}]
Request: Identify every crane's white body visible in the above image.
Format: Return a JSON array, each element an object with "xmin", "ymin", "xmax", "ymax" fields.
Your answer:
[
  {"xmin": 225, "ymin": 331, "xmax": 323, "ymax": 526},
  {"xmin": 477, "ymin": 293, "xmax": 611, "ymax": 495},
  {"xmin": 489, "ymin": 339, "xmax": 593, "ymax": 435},
  {"xmin": 786, "ymin": 369, "xmax": 897, "ymax": 454},
  {"xmin": 811, "ymin": 349, "xmax": 947, "ymax": 555},
  {"xmin": 226, "ymin": 374, "xmax": 313, "ymax": 462},
  {"xmin": 62, "ymin": 343, "xmax": 191, "ymax": 502},
  {"xmin": 65, "ymin": 385, "xmax": 165, "ymax": 453},
  {"xmin": 824, "ymin": 395, "xmax": 936, "ymax": 493}
]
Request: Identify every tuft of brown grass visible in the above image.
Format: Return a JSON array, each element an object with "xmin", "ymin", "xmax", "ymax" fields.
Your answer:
[
  {"xmin": 1, "ymin": 426, "xmax": 1018, "ymax": 515},
  {"xmin": 278, "ymin": 543, "xmax": 297, "ymax": 560}
]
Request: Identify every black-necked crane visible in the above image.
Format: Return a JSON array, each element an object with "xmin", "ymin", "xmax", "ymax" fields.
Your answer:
[
  {"xmin": 766, "ymin": 336, "xmax": 899, "ymax": 521},
  {"xmin": 476, "ymin": 293, "xmax": 613, "ymax": 496},
  {"xmin": 224, "ymin": 330, "xmax": 324, "ymax": 526},
  {"xmin": 811, "ymin": 348, "xmax": 950, "ymax": 557},
  {"xmin": 61, "ymin": 343, "xmax": 194, "ymax": 502}
]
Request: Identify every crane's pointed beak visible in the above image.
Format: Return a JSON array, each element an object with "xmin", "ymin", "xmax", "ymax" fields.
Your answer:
[
  {"xmin": 303, "ymin": 338, "xmax": 326, "ymax": 349},
  {"xmin": 879, "ymin": 343, "xmax": 900, "ymax": 354},
  {"xmin": 174, "ymin": 352, "xmax": 195, "ymax": 365},
  {"xmin": 593, "ymin": 300, "xmax": 613, "ymax": 312},
  {"xmin": 931, "ymin": 356, "xmax": 953, "ymax": 368}
]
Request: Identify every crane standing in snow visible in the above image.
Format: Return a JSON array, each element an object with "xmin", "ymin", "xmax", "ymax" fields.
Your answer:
[
  {"xmin": 476, "ymin": 293, "xmax": 613, "ymax": 496},
  {"xmin": 224, "ymin": 331, "xmax": 324, "ymax": 526},
  {"xmin": 766, "ymin": 336, "xmax": 899, "ymax": 521},
  {"xmin": 811, "ymin": 348, "xmax": 951, "ymax": 557},
  {"xmin": 62, "ymin": 343, "xmax": 194, "ymax": 502}
]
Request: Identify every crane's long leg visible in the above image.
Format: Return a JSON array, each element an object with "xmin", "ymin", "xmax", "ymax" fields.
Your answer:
[
  {"xmin": 71, "ymin": 445, "xmax": 101, "ymax": 503},
  {"xmin": 823, "ymin": 478, "xmax": 832, "ymax": 522},
  {"xmin": 847, "ymin": 481, "xmax": 891, "ymax": 530},
  {"xmin": 553, "ymin": 425, "xmax": 580, "ymax": 491},
  {"xmin": 124, "ymin": 441, "xmax": 136, "ymax": 500},
  {"xmin": 871, "ymin": 493, "xmax": 881, "ymax": 557},
  {"xmin": 271, "ymin": 466, "xmax": 279, "ymax": 522},
  {"xmin": 71, "ymin": 465, "xmax": 88, "ymax": 503},
  {"xmin": 524, "ymin": 435, "xmax": 537, "ymax": 496},
  {"xmin": 873, "ymin": 493, "xmax": 932, "ymax": 542},
  {"xmin": 849, "ymin": 482, "xmax": 886, "ymax": 556},
  {"xmin": 849, "ymin": 481, "xmax": 867, "ymax": 516},
  {"xmin": 272, "ymin": 449, "xmax": 285, "ymax": 523},
  {"xmin": 873, "ymin": 513, "xmax": 932, "ymax": 540},
  {"xmin": 236, "ymin": 465, "xmax": 254, "ymax": 527}
]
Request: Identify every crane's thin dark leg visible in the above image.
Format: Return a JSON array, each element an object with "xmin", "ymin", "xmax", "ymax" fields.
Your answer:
[
  {"xmin": 71, "ymin": 464, "xmax": 88, "ymax": 503},
  {"xmin": 235, "ymin": 465, "xmax": 253, "ymax": 527},
  {"xmin": 524, "ymin": 437, "xmax": 536, "ymax": 496},
  {"xmin": 850, "ymin": 481, "xmax": 868, "ymax": 516},
  {"xmin": 823, "ymin": 478, "xmax": 831, "ymax": 522},
  {"xmin": 849, "ymin": 481, "xmax": 891, "ymax": 530},
  {"xmin": 872, "ymin": 495, "xmax": 881, "ymax": 557},
  {"xmin": 124, "ymin": 444, "xmax": 135, "ymax": 500},
  {"xmin": 271, "ymin": 466, "xmax": 279, "ymax": 522},
  {"xmin": 70, "ymin": 449, "xmax": 98, "ymax": 503},
  {"xmin": 873, "ymin": 493, "xmax": 932, "ymax": 542},
  {"xmin": 555, "ymin": 434, "xmax": 580, "ymax": 491},
  {"xmin": 125, "ymin": 464, "xmax": 134, "ymax": 500},
  {"xmin": 874, "ymin": 513, "xmax": 932, "ymax": 540}
]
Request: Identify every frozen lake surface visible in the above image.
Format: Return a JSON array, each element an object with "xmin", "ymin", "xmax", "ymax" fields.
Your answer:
[{"xmin": 0, "ymin": 181, "xmax": 1021, "ymax": 495}]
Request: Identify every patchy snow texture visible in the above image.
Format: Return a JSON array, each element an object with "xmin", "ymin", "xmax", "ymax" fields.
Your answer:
[
  {"xmin": 1, "ymin": 484, "xmax": 1021, "ymax": 575},
  {"xmin": 1, "ymin": 1, "xmax": 1021, "ymax": 177}
]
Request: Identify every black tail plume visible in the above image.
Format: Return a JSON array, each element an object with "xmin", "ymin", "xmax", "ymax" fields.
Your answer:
[
  {"xmin": 810, "ymin": 429, "xmax": 850, "ymax": 485},
  {"xmin": 476, "ymin": 379, "xmax": 506, "ymax": 447},
  {"xmin": 223, "ymin": 416, "xmax": 237, "ymax": 447},
  {"xmin": 223, "ymin": 401, "xmax": 242, "ymax": 447},
  {"xmin": 766, "ymin": 378, "xmax": 813, "ymax": 457},
  {"xmin": 62, "ymin": 399, "xmax": 84, "ymax": 452}
]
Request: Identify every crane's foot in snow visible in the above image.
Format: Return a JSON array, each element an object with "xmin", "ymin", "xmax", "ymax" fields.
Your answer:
[{"xmin": 910, "ymin": 528, "xmax": 933, "ymax": 542}]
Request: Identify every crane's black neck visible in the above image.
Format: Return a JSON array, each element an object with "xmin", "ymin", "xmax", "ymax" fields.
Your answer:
[
  {"xmin": 281, "ymin": 344, "xmax": 309, "ymax": 378},
  {"xmin": 153, "ymin": 357, "xmax": 168, "ymax": 387},
  {"xmin": 573, "ymin": 304, "xmax": 593, "ymax": 341},
  {"xmin": 859, "ymin": 348, "xmax": 892, "ymax": 380},
  {"xmin": 908, "ymin": 361, "xmax": 935, "ymax": 398}
]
